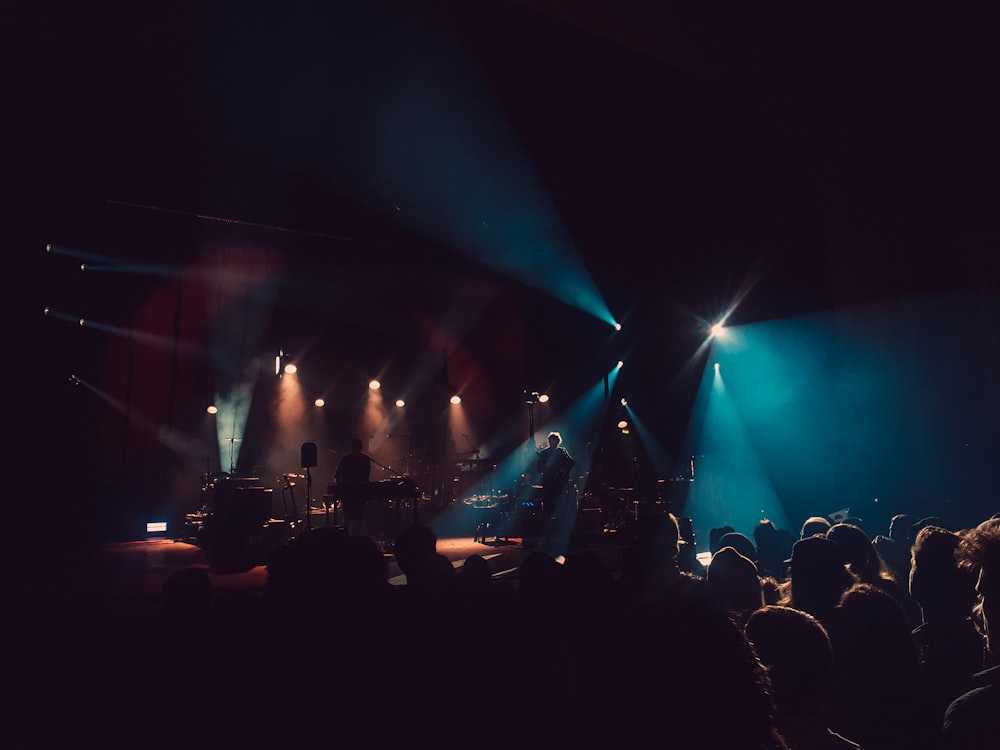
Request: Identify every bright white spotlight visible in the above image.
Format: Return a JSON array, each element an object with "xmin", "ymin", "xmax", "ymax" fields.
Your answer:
[
  {"xmin": 620, "ymin": 398, "xmax": 627, "ymax": 406},
  {"xmin": 616, "ymin": 360, "xmax": 624, "ymax": 369},
  {"xmin": 617, "ymin": 419, "xmax": 628, "ymax": 430},
  {"xmin": 275, "ymin": 350, "xmax": 295, "ymax": 376},
  {"xmin": 206, "ymin": 405, "xmax": 218, "ymax": 415},
  {"xmin": 714, "ymin": 362, "xmax": 721, "ymax": 373},
  {"xmin": 314, "ymin": 398, "xmax": 325, "ymax": 407},
  {"xmin": 538, "ymin": 393, "xmax": 549, "ymax": 403},
  {"xmin": 614, "ymin": 322, "xmax": 622, "ymax": 331},
  {"xmin": 710, "ymin": 322, "xmax": 728, "ymax": 339},
  {"xmin": 79, "ymin": 318, "xmax": 85, "ymax": 326},
  {"xmin": 369, "ymin": 379, "xmax": 381, "ymax": 390},
  {"xmin": 450, "ymin": 395, "xmax": 462, "ymax": 405},
  {"xmin": 395, "ymin": 399, "xmax": 405, "ymax": 408}
]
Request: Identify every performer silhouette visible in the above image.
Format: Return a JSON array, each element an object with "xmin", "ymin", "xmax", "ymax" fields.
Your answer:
[{"xmin": 535, "ymin": 431, "xmax": 575, "ymax": 518}]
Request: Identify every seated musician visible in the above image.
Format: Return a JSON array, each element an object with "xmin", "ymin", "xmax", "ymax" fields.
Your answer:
[{"xmin": 335, "ymin": 438, "xmax": 372, "ymax": 535}]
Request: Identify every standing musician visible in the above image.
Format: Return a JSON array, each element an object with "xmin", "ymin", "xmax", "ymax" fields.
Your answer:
[
  {"xmin": 535, "ymin": 431, "xmax": 576, "ymax": 518},
  {"xmin": 335, "ymin": 438, "xmax": 372, "ymax": 535}
]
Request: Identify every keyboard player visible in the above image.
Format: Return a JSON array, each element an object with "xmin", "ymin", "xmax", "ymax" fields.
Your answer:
[{"xmin": 334, "ymin": 438, "xmax": 373, "ymax": 535}]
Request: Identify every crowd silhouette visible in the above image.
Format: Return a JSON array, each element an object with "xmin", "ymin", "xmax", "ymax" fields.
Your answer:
[{"xmin": 67, "ymin": 504, "xmax": 1000, "ymax": 749}]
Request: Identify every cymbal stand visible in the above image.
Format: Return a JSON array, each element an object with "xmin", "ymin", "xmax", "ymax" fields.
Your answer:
[{"xmin": 305, "ymin": 467, "xmax": 313, "ymax": 531}]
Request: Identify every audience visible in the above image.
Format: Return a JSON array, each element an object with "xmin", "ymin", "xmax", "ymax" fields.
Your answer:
[
  {"xmin": 781, "ymin": 535, "xmax": 857, "ymax": 626},
  {"xmin": 86, "ymin": 500, "xmax": 1000, "ymax": 749},
  {"xmin": 909, "ymin": 525, "xmax": 984, "ymax": 718},
  {"xmin": 825, "ymin": 582, "xmax": 941, "ymax": 749},
  {"xmin": 827, "ymin": 521, "xmax": 922, "ymax": 626},
  {"xmin": 745, "ymin": 605, "xmax": 861, "ymax": 749},
  {"xmin": 943, "ymin": 517, "xmax": 1000, "ymax": 749}
]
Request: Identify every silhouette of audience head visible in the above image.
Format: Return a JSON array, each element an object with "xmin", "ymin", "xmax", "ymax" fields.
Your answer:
[
  {"xmin": 826, "ymin": 522, "xmax": 889, "ymax": 583},
  {"xmin": 957, "ymin": 517, "xmax": 1000, "ymax": 662},
  {"xmin": 459, "ymin": 553, "xmax": 492, "ymax": 587},
  {"xmin": 708, "ymin": 545, "xmax": 763, "ymax": 621},
  {"xmin": 621, "ymin": 591, "xmax": 786, "ymax": 749},
  {"xmin": 910, "ymin": 524, "xmax": 976, "ymax": 622},
  {"xmin": 826, "ymin": 582, "xmax": 939, "ymax": 748},
  {"xmin": 889, "ymin": 513, "xmax": 919, "ymax": 544},
  {"xmin": 745, "ymin": 604, "xmax": 834, "ymax": 717},
  {"xmin": 709, "ymin": 525, "xmax": 736, "ymax": 554},
  {"xmin": 517, "ymin": 548, "xmax": 565, "ymax": 605},
  {"xmin": 787, "ymin": 536, "xmax": 856, "ymax": 624},
  {"xmin": 717, "ymin": 531, "xmax": 757, "ymax": 563},
  {"xmin": 800, "ymin": 516, "xmax": 832, "ymax": 539},
  {"xmin": 753, "ymin": 519, "xmax": 795, "ymax": 579},
  {"xmin": 908, "ymin": 516, "xmax": 949, "ymax": 549},
  {"xmin": 394, "ymin": 523, "xmax": 454, "ymax": 590},
  {"xmin": 263, "ymin": 525, "xmax": 391, "ymax": 609}
]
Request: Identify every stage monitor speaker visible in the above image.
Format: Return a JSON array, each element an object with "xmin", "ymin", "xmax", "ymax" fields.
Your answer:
[{"xmin": 301, "ymin": 442, "xmax": 318, "ymax": 468}]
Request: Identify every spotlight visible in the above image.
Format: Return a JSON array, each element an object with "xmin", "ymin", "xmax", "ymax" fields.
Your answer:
[
  {"xmin": 620, "ymin": 398, "xmax": 627, "ymax": 406},
  {"xmin": 710, "ymin": 322, "xmax": 727, "ymax": 339},
  {"xmin": 275, "ymin": 350, "xmax": 296, "ymax": 376},
  {"xmin": 206, "ymin": 405, "xmax": 218, "ymax": 415},
  {"xmin": 450, "ymin": 395, "xmax": 462, "ymax": 405},
  {"xmin": 537, "ymin": 393, "xmax": 549, "ymax": 403},
  {"xmin": 618, "ymin": 419, "xmax": 629, "ymax": 430},
  {"xmin": 314, "ymin": 398, "xmax": 325, "ymax": 407},
  {"xmin": 714, "ymin": 362, "xmax": 721, "ymax": 372},
  {"xmin": 395, "ymin": 399, "xmax": 405, "ymax": 408},
  {"xmin": 616, "ymin": 360, "xmax": 624, "ymax": 369},
  {"xmin": 69, "ymin": 374, "xmax": 80, "ymax": 386},
  {"xmin": 369, "ymin": 379, "xmax": 381, "ymax": 390},
  {"xmin": 614, "ymin": 322, "xmax": 622, "ymax": 331}
]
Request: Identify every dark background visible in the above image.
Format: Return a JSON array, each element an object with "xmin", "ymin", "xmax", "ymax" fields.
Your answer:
[{"xmin": 13, "ymin": 2, "xmax": 1000, "ymax": 543}]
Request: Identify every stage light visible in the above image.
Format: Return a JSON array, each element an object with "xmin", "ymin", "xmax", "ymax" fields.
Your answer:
[
  {"xmin": 450, "ymin": 395, "xmax": 462, "ymax": 405},
  {"xmin": 616, "ymin": 360, "xmax": 624, "ymax": 369},
  {"xmin": 614, "ymin": 322, "xmax": 622, "ymax": 331},
  {"xmin": 69, "ymin": 374, "xmax": 80, "ymax": 386},
  {"xmin": 284, "ymin": 362, "xmax": 297, "ymax": 375},
  {"xmin": 620, "ymin": 398, "xmax": 627, "ymax": 406},
  {"xmin": 617, "ymin": 419, "xmax": 628, "ymax": 430},
  {"xmin": 395, "ymin": 399, "xmax": 405, "ymax": 408},
  {"xmin": 206, "ymin": 405, "xmax": 218, "ymax": 415},
  {"xmin": 314, "ymin": 398, "xmax": 325, "ymax": 407},
  {"xmin": 538, "ymin": 393, "xmax": 549, "ymax": 403},
  {"xmin": 369, "ymin": 379, "xmax": 381, "ymax": 390},
  {"xmin": 714, "ymin": 362, "xmax": 721, "ymax": 372},
  {"xmin": 275, "ymin": 350, "xmax": 296, "ymax": 376},
  {"xmin": 146, "ymin": 521, "xmax": 167, "ymax": 533},
  {"xmin": 710, "ymin": 322, "xmax": 727, "ymax": 339},
  {"xmin": 79, "ymin": 318, "xmax": 85, "ymax": 326},
  {"xmin": 43, "ymin": 307, "xmax": 50, "ymax": 315}
]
